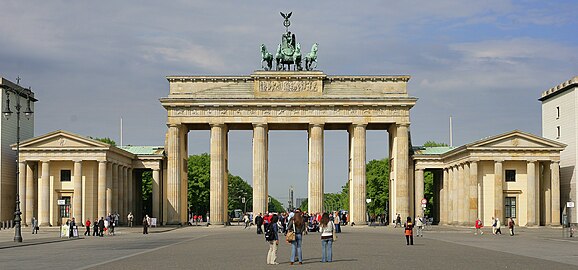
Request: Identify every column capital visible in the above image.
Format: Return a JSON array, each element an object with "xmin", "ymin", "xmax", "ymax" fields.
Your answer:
[
  {"xmin": 415, "ymin": 168, "xmax": 425, "ymax": 172},
  {"xmin": 551, "ymin": 160, "xmax": 560, "ymax": 165},
  {"xmin": 309, "ymin": 123, "xmax": 325, "ymax": 128},
  {"xmin": 352, "ymin": 122, "xmax": 367, "ymax": 128},
  {"xmin": 98, "ymin": 160, "xmax": 108, "ymax": 164},
  {"xmin": 469, "ymin": 158, "xmax": 480, "ymax": 163},
  {"xmin": 527, "ymin": 159, "xmax": 538, "ymax": 163},
  {"xmin": 210, "ymin": 122, "xmax": 225, "ymax": 128},
  {"xmin": 494, "ymin": 159, "xmax": 504, "ymax": 164},
  {"xmin": 252, "ymin": 122, "xmax": 268, "ymax": 128},
  {"xmin": 168, "ymin": 123, "xmax": 181, "ymax": 128},
  {"xmin": 73, "ymin": 160, "xmax": 83, "ymax": 164},
  {"xmin": 396, "ymin": 123, "xmax": 410, "ymax": 128}
]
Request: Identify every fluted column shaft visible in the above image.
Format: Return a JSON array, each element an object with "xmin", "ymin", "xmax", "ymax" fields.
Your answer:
[
  {"xmin": 106, "ymin": 162, "xmax": 113, "ymax": 216},
  {"xmin": 350, "ymin": 124, "xmax": 366, "ymax": 225},
  {"xmin": 112, "ymin": 163, "xmax": 119, "ymax": 215},
  {"xmin": 73, "ymin": 161, "xmax": 82, "ymax": 221},
  {"xmin": 526, "ymin": 161, "xmax": 536, "ymax": 226},
  {"xmin": 98, "ymin": 161, "xmax": 107, "ymax": 219},
  {"xmin": 210, "ymin": 124, "xmax": 227, "ymax": 225},
  {"xmin": 252, "ymin": 123, "xmax": 268, "ymax": 216},
  {"xmin": 127, "ymin": 168, "xmax": 133, "ymax": 217},
  {"xmin": 152, "ymin": 168, "xmax": 161, "ymax": 219},
  {"xmin": 123, "ymin": 166, "xmax": 129, "ymax": 223},
  {"xmin": 308, "ymin": 123, "xmax": 324, "ymax": 215},
  {"xmin": 415, "ymin": 169, "xmax": 424, "ymax": 218},
  {"xmin": 551, "ymin": 161, "xmax": 560, "ymax": 225},
  {"xmin": 457, "ymin": 164, "xmax": 466, "ymax": 225},
  {"xmin": 18, "ymin": 161, "xmax": 26, "ymax": 225},
  {"xmin": 469, "ymin": 161, "xmax": 478, "ymax": 224},
  {"xmin": 39, "ymin": 161, "xmax": 50, "ymax": 226},
  {"xmin": 462, "ymin": 163, "xmax": 471, "ymax": 225},
  {"xmin": 167, "ymin": 124, "xmax": 182, "ymax": 224},
  {"xmin": 395, "ymin": 124, "xmax": 410, "ymax": 219},
  {"xmin": 442, "ymin": 168, "xmax": 449, "ymax": 224},
  {"xmin": 25, "ymin": 162, "xmax": 35, "ymax": 225},
  {"xmin": 451, "ymin": 166, "xmax": 458, "ymax": 224},
  {"xmin": 494, "ymin": 160, "xmax": 503, "ymax": 221}
]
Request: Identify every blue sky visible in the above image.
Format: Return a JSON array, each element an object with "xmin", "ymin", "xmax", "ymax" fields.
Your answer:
[{"xmin": 1, "ymin": 1, "xmax": 577, "ymax": 204}]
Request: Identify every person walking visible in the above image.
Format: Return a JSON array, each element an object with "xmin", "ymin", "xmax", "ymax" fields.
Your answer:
[
  {"xmin": 84, "ymin": 218, "xmax": 91, "ymax": 236},
  {"xmin": 508, "ymin": 218, "xmax": 515, "ymax": 236},
  {"xmin": 495, "ymin": 218, "xmax": 502, "ymax": 235},
  {"xmin": 255, "ymin": 213, "xmax": 263, "ymax": 234},
  {"xmin": 31, "ymin": 217, "xmax": 38, "ymax": 234},
  {"xmin": 404, "ymin": 216, "xmax": 414, "ymax": 245},
  {"xmin": 319, "ymin": 213, "xmax": 335, "ymax": 263},
  {"xmin": 98, "ymin": 217, "xmax": 105, "ymax": 237},
  {"xmin": 127, "ymin": 212, "xmax": 134, "ymax": 228},
  {"xmin": 475, "ymin": 218, "xmax": 484, "ymax": 235},
  {"xmin": 415, "ymin": 215, "xmax": 424, "ymax": 237},
  {"xmin": 243, "ymin": 213, "xmax": 250, "ymax": 229},
  {"xmin": 491, "ymin": 217, "xmax": 497, "ymax": 234},
  {"xmin": 143, "ymin": 215, "xmax": 149, "ymax": 234},
  {"xmin": 92, "ymin": 219, "xmax": 99, "ymax": 236},
  {"xmin": 266, "ymin": 214, "xmax": 280, "ymax": 265},
  {"xmin": 287, "ymin": 210, "xmax": 306, "ymax": 265},
  {"xmin": 395, "ymin": 214, "xmax": 402, "ymax": 228}
]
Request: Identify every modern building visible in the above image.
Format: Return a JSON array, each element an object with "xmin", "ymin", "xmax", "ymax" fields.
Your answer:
[
  {"xmin": 412, "ymin": 130, "xmax": 564, "ymax": 227},
  {"xmin": 0, "ymin": 77, "xmax": 35, "ymax": 222},
  {"xmin": 540, "ymin": 76, "xmax": 578, "ymax": 223}
]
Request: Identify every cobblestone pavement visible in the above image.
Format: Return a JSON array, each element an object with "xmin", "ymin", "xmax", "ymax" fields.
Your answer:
[{"xmin": 0, "ymin": 224, "xmax": 576, "ymax": 270}]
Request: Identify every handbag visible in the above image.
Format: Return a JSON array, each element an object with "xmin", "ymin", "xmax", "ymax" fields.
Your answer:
[{"xmin": 286, "ymin": 223, "xmax": 296, "ymax": 242}]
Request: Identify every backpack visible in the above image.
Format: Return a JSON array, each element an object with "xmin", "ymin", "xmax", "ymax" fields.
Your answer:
[{"xmin": 265, "ymin": 223, "xmax": 275, "ymax": 241}]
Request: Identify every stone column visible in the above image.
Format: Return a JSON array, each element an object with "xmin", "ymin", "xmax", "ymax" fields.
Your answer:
[
  {"xmin": 526, "ymin": 160, "xmax": 536, "ymax": 226},
  {"xmin": 494, "ymin": 160, "xmax": 503, "ymax": 221},
  {"xmin": 39, "ymin": 161, "xmax": 50, "ymax": 226},
  {"xmin": 210, "ymin": 123, "xmax": 227, "ymax": 225},
  {"xmin": 350, "ymin": 123, "xmax": 366, "ymax": 225},
  {"xmin": 152, "ymin": 168, "xmax": 161, "ymax": 219},
  {"xmin": 452, "ymin": 166, "xmax": 458, "ymax": 224},
  {"xmin": 462, "ymin": 163, "xmax": 471, "ymax": 225},
  {"xmin": 73, "ymin": 160, "xmax": 82, "ymax": 221},
  {"xmin": 469, "ymin": 161, "xmax": 478, "ymax": 225},
  {"xmin": 123, "ymin": 166, "xmax": 129, "ymax": 223},
  {"xmin": 112, "ymin": 163, "xmax": 119, "ymax": 215},
  {"xmin": 166, "ymin": 124, "xmax": 182, "ymax": 224},
  {"xmin": 442, "ymin": 168, "xmax": 449, "ymax": 224},
  {"xmin": 252, "ymin": 123, "xmax": 268, "ymax": 216},
  {"xmin": 106, "ymin": 162, "xmax": 113, "ymax": 215},
  {"xmin": 457, "ymin": 164, "xmax": 465, "ymax": 225},
  {"xmin": 395, "ymin": 123, "xmax": 410, "ymax": 219},
  {"xmin": 551, "ymin": 161, "xmax": 560, "ymax": 225},
  {"xmin": 415, "ymin": 168, "xmax": 424, "ymax": 218},
  {"xmin": 127, "ymin": 168, "xmax": 133, "ymax": 218},
  {"xmin": 543, "ymin": 163, "xmax": 552, "ymax": 225},
  {"xmin": 18, "ymin": 161, "xmax": 26, "ymax": 225},
  {"xmin": 98, "ymin": 161, "xmax": 107, "ymax": 219},
  {"xmin": 25, "ymin": 162, "xmax": 35, "ymax": 226},
  {"xmin": 308, "ymin": 123, "xmax": 324, "ymax": 215}
]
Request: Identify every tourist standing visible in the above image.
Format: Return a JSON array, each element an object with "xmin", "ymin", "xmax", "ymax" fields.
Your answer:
[
  {"xmin": 508, "ymin": 218, "xmax": 515, "ymax": 236},
  {"xmin": 319, "ymin": 213, "xmax": 335, "ymax": 263},
  {"xmin": 395, "ymin": 214, "xmax": 402, "ymax": 228},
  {"xmin": 288, "ymin": 210, "xmax": 306, "ymax": 265},
  {"xmin": 266, "ymin": 214, "xmax": 279, "ymax": 265},
  {"xmin": 415, "ymin": 215, "xmax": 424, "ymax": 237},
  {"xmin": 475, "ymin": 218, "xmax": 484, "ymax": 235},
  {"xmin": 334, "ymin": 212, "xmax": 341, "ymax": 233},
  {"xmin": 84, "ymin": 218, "xmax": 91, "ymax": 236},
  {"xmin": 127, "ymin": 212, "xmax": 134, "ymax": 227},
  {"xmin": 255, "ymin": 213, "xmax": 263, "ymax": 234},
  {"xmin": 31, "ymin": 217, "xmax": 38, "ymax": 234},
  {"xmin": 92, "ymin": 219, "xmax": 99, "ymax": 236},
  {"xmin": 143, "ymin": 215, "xmax": 149, "ymax": 234},
  {"xmin": 98, "ymin": 217, "xmax": 105, "ymax": 237},
  {"xmin": 69, "ymin": 217, "xmax": 77, "ymax": 238},
  {"xmin": 404, "ymin": 216, "xmax": 414, "ymax": 245}
]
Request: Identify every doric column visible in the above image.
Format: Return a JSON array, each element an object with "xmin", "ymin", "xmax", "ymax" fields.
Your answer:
[
  {"xmin": 442, "ymin": 168, "xmax": 449, "ymax": 224},
  {"xmin": 98, "ymin": 161, "xmax": 107, "ymax": 219},
  {"xmin": 526, "ymin": 160, "xmax": 536, "ymax": 226},
  {"xmin": 494, "ymin": 160, "xmax": 503, "ymax": 221},
  {"xmin": 543, "ymin": 163, "xmax": 552, "ymax": 226},
  {"xmin": 123, "ymin": 166, "xmax": 129, "ymax": 223},
  {"xmin": 308, "ymin": 123, "xmax": 324, "ymax": 215},
  {"xmin": 210, "ymin": 123, "xmax": 227, "ymax": 225},
  {"xmin": 25, "ymin": 162, "xmax": 35, "ymax": 226},
  {"xmin": 112, "ymin": 163, "xmax": 119, "ymax": 215},
  {"xmin": 39, "ymin": 161, "xmax": 50, "ymax": 226},
  {"xmin": 106, "ymin": 162, "xmax": 113, "ymax": 215},
  {"xmin": 166, "ymin": 124, "xmax": 182, "ymax": 224},
  {"xmin": 127, "ymin": 168, "xmax": 133, "ymax": 217},
  {"xmin": 18, "ymin": 161, "xmax": 26, "ymax": 225},
  {"xmin": 451, "ymin": 166, "xmax": 459, "ymax": 224},
  {"xmin": 395, "ymin": 123, "xmax": 410, "ymax": 219},
  {"xmin": 252, "ymin": 123, "xmax": 268, "ymax": 216},
  {"xmin": 152, "ymin": 168, "xmax": 161, "ymax": 219},
  {"xmin": 462, "ymin": 163, "xmax": 471, "ymax": 225},
  {"xmin": 469, "ymin": 161, "xmax": 478, "ymax": 225},
  {"xmin": 73, "ymin": 160, "xmax": 82, "ymax": 221},
  {"xmin": 350, "ymin": 123, "xmax": 366, "ymax": 225},
  {"xmin": 415, "ymin": 168, "xmax": 424, "ymax": 218},
  {"xmin": 457, "ymin": 164, "xmax": 466, "ymax": 225},
  {"xmin": 551, "ymin": 161, "xmax": 560, "ymax": 225}
]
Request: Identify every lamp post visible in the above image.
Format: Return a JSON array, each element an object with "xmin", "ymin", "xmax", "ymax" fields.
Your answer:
[{"xmin": 1, "ymin": 79, "xmax": 35, "ymax": 243}]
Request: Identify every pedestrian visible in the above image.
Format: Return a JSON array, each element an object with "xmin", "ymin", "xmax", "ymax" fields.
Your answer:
[
  {"xmin": 334, "ymin": 212, "xmax": 341, "ymax": 233},
  {"xmin": 143, "ymin": 215, "xmax": 149, "ymax": 234},
  {"xmin": 508, "ymin": 218, "xmax": 515, "ymax": 236},
  {"xmin": 127, "ymin": 212, "xmax": 134, "ymax": 228},
  {"xmin": 475, "ymin": 218, "xmax": 484, "ymax": 235},
  {"xmin": 31, "ymin": 217, "xmax": 38, "ymax": 234},
  {"xmin": 93, "ymin": 219, "xmax": 99, "ymax": 236},
  {"xmin": 396, "ymin": 213, "xmax": 402, "ymax": 228},
  {"xmin": 491, "ymin": 217, "xmax": 496, "ymax": 234},
  {"xmin": 98, "ymin": 217, "xmax": 105, "ymax": 237},
  {"xmin": 266, "ymin": 214, "xmax": 279, "ymax": 265},
  {"xmin": 84, "ymin": 218, "xmax": 91, "ymax": 236},
  {"xmin": 319, "ymin": 212, "xmax": 335, "ymax": 263},
  {"xmin": 415, "ymin": 215, "xmax": 424, "ymax": 237},
  {"xmin": 495, "ymin": 218, "xmax": 502, "ymax": 235},
  {"xmin": 404, "ymin": 216, "xmax": 414, "ymax": 245},
  {"xmin": 288, "ymin": 210, "xmax": 306, "ymax": 265},
  {"xmin": 255, "ymin": 213, "xmax": 263, "ymax": 234},
  {"xmin": 69, "ymin": 217, "xmax": 77, "ymax": 238}
]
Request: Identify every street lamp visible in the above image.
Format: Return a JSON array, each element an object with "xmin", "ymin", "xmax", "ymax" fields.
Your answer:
[{"xmin": 1, "ymin": 80, "xmax": 36, "ymax": 243}]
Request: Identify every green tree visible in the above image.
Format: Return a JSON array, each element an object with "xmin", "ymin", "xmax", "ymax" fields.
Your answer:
[
  {"xmin": 91, "ymin": 137, "xmax": 117, "ymax": 146},
  {"xmin": 366, "ymin": 158, "xmax": 389, "ymax": 216},
  {"xmin": 299, "ymin": 198, "xmax": 308, "ymax": 211},
  {"xmin": 228, "ymin": 174, "xmax": 253, "ymax": 213},
  {"xmin": 268, "ymin": 197, "xmax": 285, "ymax": 213},
  {"xmin": 141, "ymin": 171, "xmax": 152, "ymax": 215},
  {"xmin": 188, "ymin": 153, "xmax": 211, "ymax": 216}
]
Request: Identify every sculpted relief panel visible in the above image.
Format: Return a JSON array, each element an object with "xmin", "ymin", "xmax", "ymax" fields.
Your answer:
[{"xmin": 258, "ymin": 80, "xmax": 318, "ymax": 92}]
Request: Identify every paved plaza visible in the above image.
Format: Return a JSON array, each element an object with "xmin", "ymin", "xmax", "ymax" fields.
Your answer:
[{"xmin": 0, "ymin": 225, "xmax": 576, "ymax": 270}]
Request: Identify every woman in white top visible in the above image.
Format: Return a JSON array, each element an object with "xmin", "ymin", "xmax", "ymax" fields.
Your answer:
[{"xmin": 319, "ymin": 212, "xmax": 334, "ymax": 263}]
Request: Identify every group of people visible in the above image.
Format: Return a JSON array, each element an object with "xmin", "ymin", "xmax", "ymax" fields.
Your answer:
[
  {"xmin": 475, "ymin": 217, "xmax": 516, "ymax": 236},
  {"xmin": 257, "ymin": 209, "xmax": 340, "ymax": 265}
]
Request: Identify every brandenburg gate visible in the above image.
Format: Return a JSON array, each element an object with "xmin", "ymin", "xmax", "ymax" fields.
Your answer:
[{"xmin": 160, "ymin": 71, "xmax": 417, "ymax": 225}]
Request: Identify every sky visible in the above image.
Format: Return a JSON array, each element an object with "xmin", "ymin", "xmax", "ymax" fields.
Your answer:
[{"xmin": 1, "ymin": 1, "xmax": 577, "ymax": 206}]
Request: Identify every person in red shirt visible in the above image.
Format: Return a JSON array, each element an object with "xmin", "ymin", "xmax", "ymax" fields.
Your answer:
[{"xmin": 84, "ymin": 219, "xmax": 91, "ymax": 236}]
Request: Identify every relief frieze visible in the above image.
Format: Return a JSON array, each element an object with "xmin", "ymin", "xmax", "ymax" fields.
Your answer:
[
  {"xmin": 258, "ymin": 80, "xmax": 318, "ymax": 92},
  {"xmin": 168, "ymin": 106, "xmax": 409, "ymax": 118}
]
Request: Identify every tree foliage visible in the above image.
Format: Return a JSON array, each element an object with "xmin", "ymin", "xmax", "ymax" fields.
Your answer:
[
  {"xmin": 422, "ymin": 141, "xmax": 447, "ymax": 216},
  {"xmin": 141, "ymin": 170, "xmax": 152, "ymax": 215},
  {"xmin": 423, "ymin": 141, "xmax": 448, "ymax": 147},
  {"xmin": 91, "ymin": 137, "xmax": 117, "ymax": 146},
  {"xmin": 366, "ymin": 158, "xmax": 389, "ymax": 215}
]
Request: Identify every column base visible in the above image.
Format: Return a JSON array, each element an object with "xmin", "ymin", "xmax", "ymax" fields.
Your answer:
[
  {"xmin": 40, "ymin": 222, "xmax": 50, "ymax": 226},
  {"xmin": 351, "ymin": 221, "xmax": 367, "ymax": 226}
]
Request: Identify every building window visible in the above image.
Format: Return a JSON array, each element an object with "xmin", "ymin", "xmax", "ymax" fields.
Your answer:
[
  {"xmin": 505, "ymin": 170, "xmax": 516, "ymax": 182},
  {"xmin": 556, "ymin": 106, "xmax": 560, "ymax": 119},
  {"xmin": 60, "ymin": 196, "xmax": 71, "ymax": 218},
  {"xmin": 505, "ymin": 197, "xmax": 516, "ymax": 218},
  {"xmin": 557, "ymin": 126, "xmax": 560, "ymax": 138},
  {"xmin": 60, "ymin": 170, "xmax": 71, "ymax": 182}
]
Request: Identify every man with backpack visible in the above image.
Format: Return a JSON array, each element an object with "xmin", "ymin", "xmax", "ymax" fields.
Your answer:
[{"xmin": 265, "ymin": 214, "xmax": 279, "ymax": 265}]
